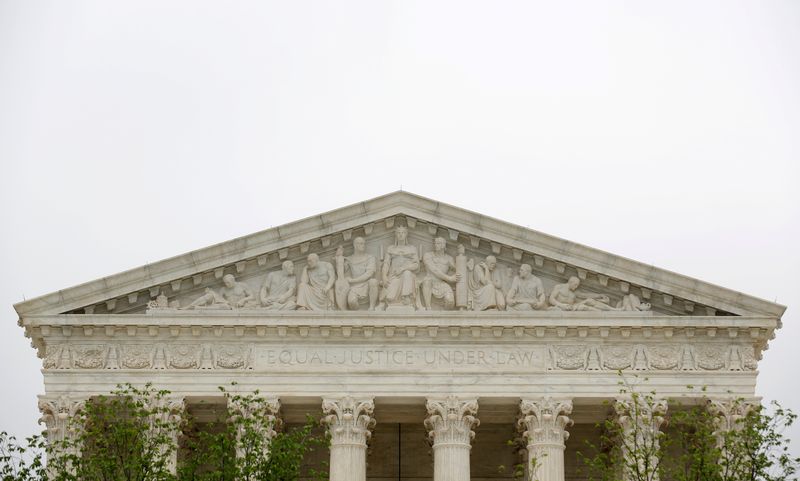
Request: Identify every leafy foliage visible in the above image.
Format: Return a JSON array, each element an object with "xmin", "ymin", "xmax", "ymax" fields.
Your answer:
[
  {"xmin": 0, "ymin": 432, "xmax": 47, "ymax": 481},
  {"xmin": 579, "ymin": 375, "xmax": 800, "ymax": 481},
  {"xmin": 178, "ymin": 387, "xmax": 327, "ymax": 481},
  {"xmin": 1, "ymin": 384, "xmax": 327, "ymax": 481}
]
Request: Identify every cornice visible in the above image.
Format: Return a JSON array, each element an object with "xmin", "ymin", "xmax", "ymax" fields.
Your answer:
[{"xmin": 21, "ymin": 313, "xmax": 780, "ymax": 329}]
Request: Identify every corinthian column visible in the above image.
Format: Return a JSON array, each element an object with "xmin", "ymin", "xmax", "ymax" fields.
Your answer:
[
  {"xmin": 425, "ymin": 396, "xmax": 479, "ymax": 481},
  {"xmin": 146, "ymin": 396, "xmax": 185, "ymax": 474},
  {"xmin": 614, "ymin": 396, "xmax": 668, "ymax": 481},
  {"xmin": 707, "ymin": 397, "xmax": 757, "ymax": 465},
  {"xmin": 322, "ymin": 396, "xmax": 376, "ymax": 481},
  {"xmin": 228, "ymin": 396, "xmax": 281, "ymax": 461},
  {"xmin": 518, "ymin": 398, "xmax": 573, "ymax": 481},
  {"xmin": 38, "ymin": 395, "xmax": 87, "ymax": 473}
]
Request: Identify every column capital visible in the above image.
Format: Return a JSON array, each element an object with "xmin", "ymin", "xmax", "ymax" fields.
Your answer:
[
  {"xmin": 228, "ymin": 395, "xmax": 281, "ymax": 459},
  {"xmin": 614, "ymin": 395, "xmax": 668, "ymax": 434},
  {"xmin": 518, "ymin": 397, "xmax": 573, "ymax": 448},
  {"xmin": 707, "ymin": 397, "xmax": 757, "ymax": 432},
  {"xmin": 322, "ymin": 396, "xmax": 376, "ymax": 447},
  {"xmin": 425, "ymin": 396, "xmax": 479, "ymax": 447},
  {"xmin": 707, "ymin": 397, "xmax": 758, "ymax": 450},
  {"xmin": 146, "ymin": 395, "xmax": 185, "ymax": 425},
  {"xmin": 38, "ymin": 395, "xmax": 87, "ymax": 445}
]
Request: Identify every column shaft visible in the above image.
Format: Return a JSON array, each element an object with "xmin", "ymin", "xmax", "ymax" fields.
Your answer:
[
  {"xmin": 38, "ymin": 395, "xmax": 87, "ymax": 475},
  {"xmin": 148, "ymin": 396, "xmax": 185, "ymax": 475},
  {"xmin": 614, "ymin": 396, "xmax": 667, "ymax": 481},
  {"xmin": 228, "ymin": 395, "xmax": 281, "ymax": 462}
]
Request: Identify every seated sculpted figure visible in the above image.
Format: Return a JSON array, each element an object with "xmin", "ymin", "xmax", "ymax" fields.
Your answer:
[
  {"xmin": 506, "ymin": 264, "xmax": 546, "ymax": 310},
  {"xmin": 616, "ymin": 294, "xmax": 652, "ymax": 311},
  {"xmin": 183, "ymin": 274, "xmax": 256, "ymax": 310},
  {"xmin": 380, "ymin": 226, "xmax": 419, "ymax": 310},
  {"xmin": 421, "ymin": 237, "xmax": 461, "ymax": 310},
  {"xmin": 548, "ymin": 276, "xmax": 616, "ymax": 311},
  {"xmin": 334, "ymin": 237, "xmax": 379, "ymax": 311},
  {"xmin": 259, "ymin": 260, "xmax": 297, "ymax": 310},
  {"xmin": 468, "ymin": 255, "xmax": 506, "ymax": 311},
  {"xmin": 297, "ymin": 253, "xmax": 335, "ymax": 311}
]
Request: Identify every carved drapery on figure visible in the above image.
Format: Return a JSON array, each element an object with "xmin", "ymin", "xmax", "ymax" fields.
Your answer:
[
  {"xmin": 143, "ymin": 225, "xmax": 698, "ymax": 315},
  {"xmin": 519, "ymin": 398, "xmax": 573, "ymax": 481},
  {"xmin": 421, "ymin": 237, "xmax": 459, "ymax": 310},
  {"xmin": 228, "ymin": 396, "xmax": 280, "ymax": 460},
  {"xmin": 183, "ymin": 274, "xmax": 257, "ymax": 310},
  {"xmin": 549, "ymin": 277, "xmax": 616, "ymax": 311},
  {"xmin": 614, "ymin": 397, "xmax": 668, "ymax": 481},
  {"xmin": 322, "ymin": 396, "xmax": 376, "ymax": 481},
  {"xmin": 259, "ymin": 261, "xmax": 297, "ymax": 310},
  {"xmin": 506, "ymin": 264, "xmax": 546, "ymax": 311},
  {"xmin": 380, "ymin": 226, "xmax": 420, "ymax": 311},
  {"xmin": 297, "ymin": 254, "xmax": 335, "ymax": 311},
  {"xmin": 334, "ymin": 238, "xmax": 379, "ymax": 311},
  {"xmin": 425, "ymin": 396, "xmax": 479, "ymax": 481},
  {"xmin": 468, "ymin": 255, "xmax": 506, "ymax": 311}
]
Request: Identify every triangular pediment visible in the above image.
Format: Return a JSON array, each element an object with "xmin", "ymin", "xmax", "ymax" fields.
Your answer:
[{"xmin": 13, "ymin": 192, "xmax": 785, "ymax": 318}]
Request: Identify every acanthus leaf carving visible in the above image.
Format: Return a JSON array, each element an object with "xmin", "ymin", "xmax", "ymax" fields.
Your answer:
[
  {"xmin": 38, "ymin": 395, "xmax": 86, "ymax": 446},
  {"xmin": 322, "ymin": 396, "xmax": 376, "ymax": 446},
  {"xmin": 518, "ymin": 397, "xmax": 573, "ymax": 446},
  {"xmin": 424, "ymin": 396, "xmax": 479, "ymax": 446}
]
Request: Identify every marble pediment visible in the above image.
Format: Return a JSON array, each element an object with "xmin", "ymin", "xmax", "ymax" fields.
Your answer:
[{"xmin": 13, "ymin": 192, "xmax": 785, "ymax": 318}]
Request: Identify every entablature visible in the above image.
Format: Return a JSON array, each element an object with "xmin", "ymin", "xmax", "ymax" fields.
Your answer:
[{"xmin": 25, "ymin": 313, "xmax": 775, "ymax": 375}]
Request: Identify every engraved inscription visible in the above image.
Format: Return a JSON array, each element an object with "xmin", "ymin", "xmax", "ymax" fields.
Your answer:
[{"xmin": 256, "ymin": 346, "xmax": 546, "ymax": 372}]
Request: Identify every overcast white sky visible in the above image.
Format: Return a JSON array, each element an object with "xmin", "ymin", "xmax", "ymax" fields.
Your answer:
[{"xmin": 1, "ymin": 0, "xmax": 798, "ymax": 456}]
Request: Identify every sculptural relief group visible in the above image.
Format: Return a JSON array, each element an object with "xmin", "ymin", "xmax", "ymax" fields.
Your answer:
[{"xmin": 152, "ymin": 227, "xmax": 651, "ymax": 313}]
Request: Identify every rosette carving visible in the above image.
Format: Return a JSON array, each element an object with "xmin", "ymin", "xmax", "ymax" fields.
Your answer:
[
  {"xmin": 168, "ymin": 345, "xmax": 200, "ymax": 369},
  {"xmin": 552, "ymin": 345, "xmax": 588, "ymax": 370},
  {"xmin": 696, "ymin": 344, "xmax": 726, "ymax": 370}
]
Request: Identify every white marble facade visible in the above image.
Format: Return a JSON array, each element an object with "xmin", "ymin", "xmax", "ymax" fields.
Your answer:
[{"xmin": 15, "ymin": 192, "xmax": 785, "ymax": 480}]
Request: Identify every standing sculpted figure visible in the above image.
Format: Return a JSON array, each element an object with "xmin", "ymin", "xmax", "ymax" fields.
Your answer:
[
  {"xmin": 506, "ymin": 264, "xmax": 546, "ymax": 311},
  {"xmin": 548, "ymin": 276, "xmax": 616, "ymax": 311},
  {"xmin": 469, "ymin": 255, "xmax": 506, "ymax": 311},
  {"xmin": 259, "ymin": 260, "xmax": 297, "ymax": 310},
  {"xmin": 380, "ymin": 226, "xmax": 419, "ymax": 310},
  {"xmin": 421, "ymin": 237, "xmax": 461, "ymax": 310},
  {"xmin": 183, "ymin": 274, "xmax": 256, "ymax": 309},
  {"xmin": 297, "ymin": 253, "xmax": 335, "ymax": 311},
  {"xmin": 334, "ymin": 237, "xmax": 379, "ymax": 311}
]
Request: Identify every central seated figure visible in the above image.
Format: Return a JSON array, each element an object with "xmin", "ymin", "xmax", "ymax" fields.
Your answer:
[
  {"xmin": 380, "ymin": 226, "xmax": 420, "ymax": 311},
  {"xmin": 421, "ymin": 236, "xmax": 460, "ymax": 310}
]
